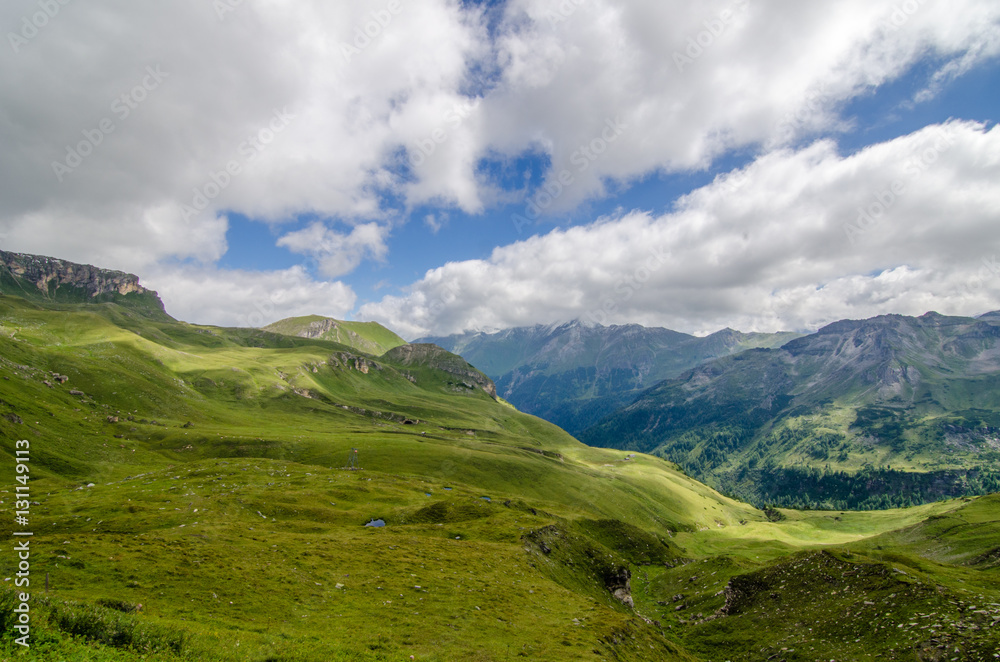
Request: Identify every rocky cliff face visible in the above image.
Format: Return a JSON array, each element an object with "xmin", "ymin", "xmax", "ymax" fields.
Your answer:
[
  {"xmin": 0, "ymin": 249, "xmax": 151, "ymax": 299},
  {"xmin": 298, "ymin": 317, "xmax": 342, "ymax": 339}
]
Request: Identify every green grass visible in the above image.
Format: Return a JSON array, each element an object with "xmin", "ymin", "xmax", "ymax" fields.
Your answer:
[
  {"xmin": 261, "ymin": 315, "xmax": 407, "ymax": 356},
  {"xmin": 1, "ymin": 293, "xmax": 999, "ymax": 661}
]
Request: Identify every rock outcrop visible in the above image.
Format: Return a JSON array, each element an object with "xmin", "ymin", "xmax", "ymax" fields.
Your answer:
[
  {"xmin": 0, "ymin": 249, "xmax": 154, "ymax": 300},
  {"xmin": 605, "ymin": 566, "xmax": 634, "ymax": 608},
  {"xmin": 382, "ymin": 343, "xmax": 497, "ymax": 398}
]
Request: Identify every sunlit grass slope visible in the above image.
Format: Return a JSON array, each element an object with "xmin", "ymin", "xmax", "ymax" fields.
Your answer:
[
  {"xmin": 1, "ymin": 293, "xmax": 998, "ymax": 661},
  {"xmin": 262, "ymin": 315, "xmax": 407, "ymax": 356},
  {"xmin": 0, "ymin": 294, "xmax": 737, "ymax": 660}
]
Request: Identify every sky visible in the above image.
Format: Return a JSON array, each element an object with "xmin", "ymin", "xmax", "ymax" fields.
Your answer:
[{"xmin": 1, "ymin": 0, "xmax": 999, "ymax": 340}]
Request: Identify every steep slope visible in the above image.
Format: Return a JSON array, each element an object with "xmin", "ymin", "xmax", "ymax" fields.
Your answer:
[
  {"xmin": 0, "ymin": 248, "xmax": 168, "ymax": 317},
  {"xmin": 262, "ymin": 314, "xmax": 406, "ymax": 356},
  {"xmin": 421, "ymin": 321, "xmax": 800, "ymax": 433},
  {"xmin": 0, "ymin": 287, "xmax": 759, "ymax": 661},
  {"xmin": 582, "ymin": 312, "xmax": 1000, "ymax": 508},
  {"xmin": 381, "ymin": 342, "xmax": 498, "ymax": 398}
]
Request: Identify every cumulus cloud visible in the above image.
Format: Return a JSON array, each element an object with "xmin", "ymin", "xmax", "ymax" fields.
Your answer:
[
  {"xmin": 277, "ymin": 221, "xmax": 390, "ymax": 278},
  {"xmin": 359, "ymin": 121, "xmax": 1000, "ymax": 338},
  {"xmin": 0, "ymin": 0, "xmax": 484, "ymax": 267},
  {"xmin": 143, "ymin": 265, "xmax": 356, "ymax": 328},
  {"xmin": 479, "ymin": 0, "xmax": 1000, "ymax": 215},
  {"xmin": 3, "ymin": 0, "xmax": 998, "ymax": 254},
  {"xmin": 0, "ymin": 0, "xmax": 997, "ymax": 329}
]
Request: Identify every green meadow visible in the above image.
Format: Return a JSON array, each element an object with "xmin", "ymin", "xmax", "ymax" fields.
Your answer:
[{"xmin": 1, "ymin": 294, "xmax": 998, "ymax": 661}]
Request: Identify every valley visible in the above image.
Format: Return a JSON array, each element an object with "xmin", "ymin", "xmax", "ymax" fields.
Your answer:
[{"xmin": 0, "ymin": 257, "xmax": 998, "ymax": 661}]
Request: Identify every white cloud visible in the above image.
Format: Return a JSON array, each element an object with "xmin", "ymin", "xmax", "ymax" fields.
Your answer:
[
  {"xmin": 0, "ymin": 0, "xmax": 998, "ymax": 333},
  {"xmin": 143, "ymin": 265, "xmax": 356, "ymax": 328},
  {"xmin": 0, "ymin": 204, "xmax": 228, "ymax": 274},
  {"xmin": 424, "ymin": 213, "xmax": 448, "ymax": 234},
  {"xmin": 0, "ymin": 0, "xmax": 484, "ymax": 269},
  {"xmin": 2, "ymin": 0, "xmax": 998, "ymax": 261},
  {"xmin": 359, "ymin": 121, "xmax": 1000, "ymax": 338},
  {"xmin": 277, "ymin": 221, "xmax": 390, "ymax": 278},
  {"xmin": 478, "ymin": 0, "xmax": 1000, "ymax": 214}
]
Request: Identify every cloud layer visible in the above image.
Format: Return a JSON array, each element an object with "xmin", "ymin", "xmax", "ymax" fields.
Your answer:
[
  {"xmin": 0, "ymin": 0, "xmax": 998, "ymax": 330},
  {"xmin": 360, "ymin": 121, "xmax": 1000, "ymax": 337}
]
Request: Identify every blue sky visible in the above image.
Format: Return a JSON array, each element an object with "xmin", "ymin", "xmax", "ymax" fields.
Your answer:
[
  {"xmin": 218, "ymin": 53, "xmax": 1000, "ymax": 317},
  {"xmin": 2, "ymin": 0, "xmax": 999, "ymax": 338}
]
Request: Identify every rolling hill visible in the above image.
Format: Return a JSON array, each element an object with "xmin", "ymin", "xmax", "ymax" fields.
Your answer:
[
  {"xmin": 582, "ymin": 311, "xmax": 1000, "ymax": 509},
  {"xmin": 262, "ymin": 314, "xmax": 407, "ymax": 356},
  {"xmin": 1, "ymin": 253, "xmax": 998, "ymax": 661}
]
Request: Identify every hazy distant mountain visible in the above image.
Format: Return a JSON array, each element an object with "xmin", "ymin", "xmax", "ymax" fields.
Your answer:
[
  {"xmin": 581, "ymin": 311, "xmax": 1000, "ymax": 508},
  {"xmin": 420, "ymin": 320, "xmax": 801, "ymax": 433}
]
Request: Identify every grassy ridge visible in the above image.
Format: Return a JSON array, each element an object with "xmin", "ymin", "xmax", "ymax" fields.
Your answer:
[{"xmin": 262, "ymin": 315, "xmax": 407, "ymax": 356}]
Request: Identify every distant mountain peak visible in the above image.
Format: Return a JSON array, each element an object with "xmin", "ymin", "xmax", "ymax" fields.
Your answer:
[{"xmin": 262, "ymin": 315, "xmax": 406, "ymax": 356}]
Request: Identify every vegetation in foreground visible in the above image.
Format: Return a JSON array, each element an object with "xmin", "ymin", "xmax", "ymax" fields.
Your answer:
[{"xmin": 0, "ymin": 288, "xmax": 997, "ymax": 661}]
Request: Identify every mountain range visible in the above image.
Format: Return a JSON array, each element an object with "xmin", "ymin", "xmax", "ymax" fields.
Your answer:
[
  {"xmin": 419, "ymin": 322, "xmax": 801, "ymax": 433},
  {"xmin": 581, "ymin": 311, "xmax": 1000, "ymax": 508}
]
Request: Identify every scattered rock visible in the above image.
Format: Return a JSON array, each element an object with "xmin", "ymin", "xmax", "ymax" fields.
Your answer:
[
  {"xmin": 606, "ymin": 566, "xmax": 634, "ymax": 608},
  {"xmin": 4, "ymin": 413, "xmax": 23, "ymax": 425}
]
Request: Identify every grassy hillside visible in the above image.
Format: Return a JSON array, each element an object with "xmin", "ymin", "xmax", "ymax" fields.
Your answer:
[
  {"xmin": 583, "ymin": 312, "xmax": 1000, "ymax": 509},
  {"xmin": 0, "ymin": 293, "xmax": 748, "ymax": 660},
  {"xmin": 1, "ymin": 293, "xmax": 998, "ymax": 661},
  {"xmin": 262, "ymin": 315, "xmax": 407, "ymax": 356}
]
